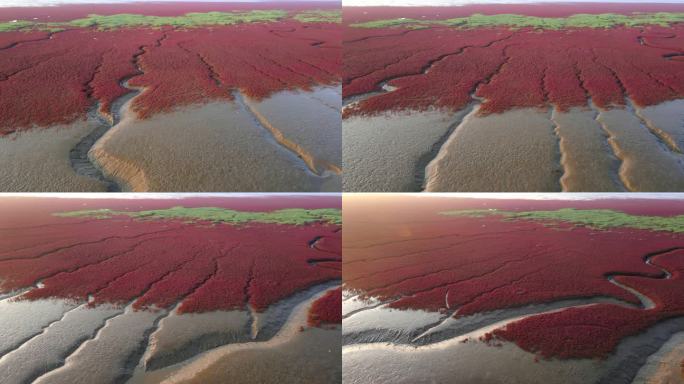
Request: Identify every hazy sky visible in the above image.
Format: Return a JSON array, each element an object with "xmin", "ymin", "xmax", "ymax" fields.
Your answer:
[
  {"xmin": 344, "ymin": 0, "xmax": 681, "ymax": 5},
  {"xmin": 1, "ymin": 0, "xmax": 338, "ymax": 7}
]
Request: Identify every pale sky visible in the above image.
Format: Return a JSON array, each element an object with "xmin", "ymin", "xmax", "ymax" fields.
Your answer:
[
  {"xmin": 2, "ymin": 193, "xmax": 340, "ymax": 199},
  {"xmin": 1, "ymin": 0, "xmax": 338, "ymax": 7},
  {"xmin": 344, "ymin": 0, "xmax": 682, "ymax": 6}
]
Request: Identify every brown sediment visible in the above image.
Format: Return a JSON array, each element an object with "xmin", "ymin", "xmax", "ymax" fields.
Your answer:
[
  {"xmin": 143, "ymin": 308, "xmax": 250, "ymax": 371},
  {"xmin": 90, "ymin": 99, "xmax": 336, "ymax": 192},
  {"xmin": 177, "ymin": 328, "xmax": 340, "ymax": 384},
  {"xmin": 596, "ymin": 107, "xmax": 684, "ymax": 192},
  {"xmin": 632, "ymin": 332, "xmax": 684, "ymax": 384},
  {"xmin": 628, "ymin": 99, "xmax": 681, "ymax": 154},
  {"xmin": 636, "ymin": 99, "xmax": 684, "ymax": 154},
  {"xmin": 0, "ymin": 304, "xmax": 123, "ymax": 384},
  {"xmin": 424, "ymin": 107, "xmax": 562, "ymax": 192},
  {"xmin": 342, "ymin": 109, "xmax": 462, "ymax": 192},
  {"xmin": 131, "ymin": 287, "xmax": 340, "ymax": 384},
  {"xmin": 243, "ymin": 86, "xmax": 342, "ymax": 176},
  {"xmin": 32, "ymin": 303, "xmax": 165, "ymax": 384},
  {"xmin": 239, "ymin": 88, "xmax": 342, "ymax": 176},
  {"xmin": 89, "ymin": 97, "xmax": 149, "ymax": 192},
  {"xmin": 551, "ymin": 106, "xmax": 623, "ymax": 192},
  {"xmin": 342, "ymin": 321, "xmax": 599, "ymax": 384},
  {"xmin": 0, "ymin": 120, "xmax": 107, "ymax": 192}
]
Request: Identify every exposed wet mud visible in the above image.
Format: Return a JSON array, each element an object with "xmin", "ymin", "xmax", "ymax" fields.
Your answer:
[
  {"xmin": 424, "ymin": 107, "xmax": 562, "ymax": 192},
  {"xmin": 343, "ymin": 109, "xmax": 460, "ymax": 192},
  {"xmin": 345, "ymin": 98, "xmax": 684, "ymax": 192},
  {"xmin": 632, "ymin": 331, "xmax": 684, "ymax": 384},
  {"xmin": 133, "ymin": 281, "xmax": 340, "ymax": 374},
  {"xmin": 344, "ymin": 238, "xmax": 684, "ymax": 383},
  {"xmin": 70, "ymin": 91, "xmax": 138, "ymax": 192},
  {"xmin": 129, "ymin": 282, "xmax": 341, "ymax": 383}
]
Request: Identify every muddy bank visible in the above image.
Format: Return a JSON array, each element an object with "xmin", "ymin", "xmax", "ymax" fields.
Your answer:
[
  {"xmin": 143, "ymin": 309, "xmax": 251, "ymax": 371},
  {"xmin": 0, "ymin": 120, "xmax": 108, "ymax": 192},
  {"xmin": 344, "ymin": 306, "xmax": 684, "ymax": 384},
  {"xmin": 92, "ymin": 93, "xmax": 340, "ymax": 192},
  {"xmin": 343, "ymin": 295, "xmax": 635, "ymax": 347},
  {"xmin": 343, "ymin": 319, "xmax": 600, "ymax": 384},
  {"xmin": 0, "ymin": 304, "xmax": 122, "ymax": 384},
  {"xmin": 176, "ymin": 327, "xmax": 340, "ymax": 384},
  {"xmin": 635, "ymin": 100, "xmax": 684, "ymax": 154},
  {"xmin": 633, "ymin": 332, "xmax": 684, "ymax": 384},
  {"xmin": 343, "ymin": 99, "xmax": 684, "ymax": 192},
  {"xmin": 33, "ymin": 303, "xmax": 165, "ymax": 384},
  {"xmin": 142, "ymin": 281, "xmax": 339, "ymax": 371},
  {"xmin": 244, "ymin": 85, "xmax": 342, "ymax": 176},
  {"xmin": 129, "ymin": 285, "xmax": 341, "ymax": 384},
  {"xmin": 425, "ymin": 107, "xmax": 562, "ymax": 192},
  {"xmin": 596, "ymin": 105, "xmax": 684, "ymax": 191},
  {"xmin": 553, "ymin": 106, "xmax": 623, "ymax": 192},
  {"xmin": 0, "ymin": 298, "xmax": 78, "ymax": 357},
  {"xmin": 343, "ymin": 109, "xmax": 464, "ymax": 192}
]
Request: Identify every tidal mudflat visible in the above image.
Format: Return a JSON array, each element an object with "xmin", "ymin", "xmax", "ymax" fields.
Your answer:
[
  {"xmin": 0, "ymin": 2, "xmax": 341, "ymax": 192},
  {"xmin": 0, "ymin": 194, "xmax": 342, "ymax": 383},
  {"xmin": 342, "ymin": 2, "xmax": 684, "ymax": 192},
  {"xmin": 343, "ymin": 194, "xmax": 684, "ymax": 383}
]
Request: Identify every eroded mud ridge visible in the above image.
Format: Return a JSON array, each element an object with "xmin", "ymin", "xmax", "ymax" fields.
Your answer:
[
  {"xmin": 343, "ymin": 195, "xmax": 684, "ymax": 384},
  {"xmin": 342, "ymin": 4, "xmax": 684, "ymax": 192},
  {"xmin": 0, "ymin": 195, "xmax": 342, "ymax": 384},
  {"xmin": 0, "ymin": 2, "xmax": 341, "ymax": 192}
]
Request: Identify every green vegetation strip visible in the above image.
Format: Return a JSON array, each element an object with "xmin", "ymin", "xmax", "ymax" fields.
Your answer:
[
  {"xmin": 293, "ymin": 10, "xmax": 341, "ymax": 23},
  {"xmin": 0, "ymin": 9, "xmax": 340, "ymax": 32},
  {"xmin": 440, "ymin": 208, "xmax": 684, "ymax": 233},
  {"xmin": 351, "ymin": 12, "xmax": 684, "ymax": 30},
  {"xmin": 54, "ymin": 207, "xmax": 341, "ymax": 226}
]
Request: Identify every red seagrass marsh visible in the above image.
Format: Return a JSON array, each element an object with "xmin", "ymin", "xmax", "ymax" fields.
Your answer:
[
  {"xmin": 342, "ymin": 2, "xmax": 684, "ymax": 193},
  {"xmin": 342, "ymin": 193, "xmax": 684, "ymax": 384},
  {"xmin": 0, "ymin": 1, "xmax": 342, "ymax": 193},
  {"xmin": 0, "ymin": 193, "xmax": 341, "ymax": 384}
]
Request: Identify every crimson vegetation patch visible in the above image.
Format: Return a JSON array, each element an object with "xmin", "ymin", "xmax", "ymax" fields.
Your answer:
[
  {"xmin": 0, "ymin": 2, "xmax": 340, "ymax": 135},
  {"xmin": 343, "ymin": 4, "xmax": 684, "ymax": 117},
  {"xmin": 343, "ymin": 195, "xmax": 684, "ymax": 359},
  {"xmin": 0, "ymin": 195, "xmax": 341, "ymax": 325}
]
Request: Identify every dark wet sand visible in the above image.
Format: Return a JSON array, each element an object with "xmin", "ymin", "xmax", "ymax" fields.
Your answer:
[
  {"xmin": 92, "ymin": 97, "xmax": 339, "ymax": 192},
  {"xmin": 343, "ymin": 109, "xmax": 465, "ymax": 192},
  {"xmin": 425, "ymin": 107, "xmax": 562, "ymax": 192},
  {"xmin": 180, "ymin": 327, "xmax": 341, "ymax": 384},
  {"xmin": 245, "ymin": 86, "xmax": 342, "ymax": 176},
  {"xmin": 0, "ymin": 120, "xmax": 107, "ymax": 192},
  {"xmin": 343, "ymin": 100, "xmax": 684, "ymax": 192}
]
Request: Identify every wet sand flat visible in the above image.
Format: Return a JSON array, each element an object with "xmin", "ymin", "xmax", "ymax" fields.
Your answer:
[
  {"xmin": 33, "ymin": 303, "xmax": 165, "ymax": 384},
  {"xmin": 552, "ymin": 107, "xmax": 623, "ymax": 191},
  {"xmin": 0, "ymin": 304, "xmax": 122, "ymax": 384},
  {"xmin": 91, "ymin": 99, "xmax": 336, "ymax": 192},
  {"xmin": 144, "ymin": 309, "xmax": 250, "ymax": 371},
  {"xmin": 343, "ymin": 109, "xmax": 464, "ymax": 192},
  {"xmin": 344, "ymin": 99, "xmax": 684, "ymax": 192},
  {"xmin": 637, "ymin": 100, "xmax": 684, "ymax": 154},
  {"xmin": 633, "ymin": 332, "xmax": 684, "ymax": 384},
  {"xmin": 597, "ymin": 107, "xmax": 684, "ymax": 191},
  {"xmin": 0, "ymin": 298, "xmax": 78, "ymax": 356},
  {"xmin": 343, "ymin": 328, "xmax": 600, "ymax": 384},
  {"xmin": 424, "ymin": 107, "xmax": 562, "ymax": 192},
  {"xmin": 245, "ymin": 86, "xmax": 342, "ymax": 176},
  {"xmin": 130, "ymin": 286, "xmax": 342, "ymax": 384},
  {"xmin": 179, "ymin": 327, "xmax": 340, "ymax": 384},
  {"xmin": 0, "ymin": 121, "xmax": 107, "ymax": 192}
]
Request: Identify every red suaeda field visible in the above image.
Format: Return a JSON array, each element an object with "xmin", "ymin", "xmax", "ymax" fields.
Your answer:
[
  {"xmin": 0, "ymin": 195, "xmax": 341, "ymax": 326},
  {"xmin": 0, "ymin": 2, "xmax": 340, "ymax": 134},
  {"xmin": 343, "ymin": 3, "xmax": 684, "ymax": 117},
  {"xmin": 343, "ymin": 195, "xmax": 684, "ymax": 360}
]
